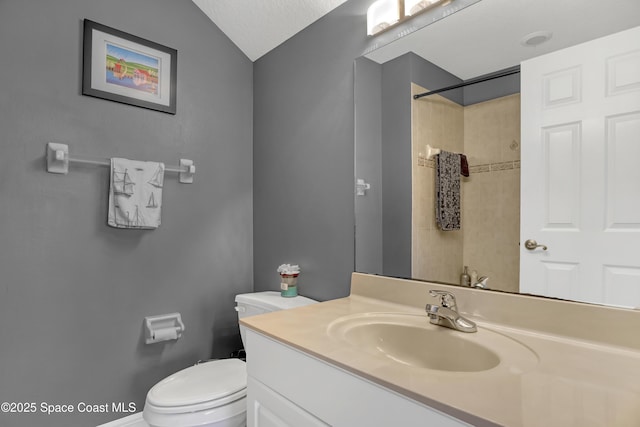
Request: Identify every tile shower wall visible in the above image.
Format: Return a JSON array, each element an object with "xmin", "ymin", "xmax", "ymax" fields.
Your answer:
[
  {"xmin": 411, "ymin": 83, "xmax": 464, "ymax": 283},
  {"xmin": 411, "ymin": 84, "xmax": 520, "ymax": 291},
  {"xmin": 463, "ymin": 94, "xmax": 521, "ymax": 292}
]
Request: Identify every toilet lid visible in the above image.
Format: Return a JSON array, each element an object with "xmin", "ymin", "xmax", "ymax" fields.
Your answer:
[{"xmin": 146, "ymin": 359, "xmax": 247, "ymax": 408}]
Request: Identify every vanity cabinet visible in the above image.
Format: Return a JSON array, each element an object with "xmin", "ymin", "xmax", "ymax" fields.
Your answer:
[
  {"xmin": 247, "ymin": 376, "xmax": 329, "ymax": 426},
  {"xmin": 244, "ymin": 329, "xmax": 471, "ymax": 427}
]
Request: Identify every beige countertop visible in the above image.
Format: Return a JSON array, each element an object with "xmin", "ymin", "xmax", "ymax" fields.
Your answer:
[{"xmin": 241, "ymin": 273, "xmax": 640, "ymax": 427}]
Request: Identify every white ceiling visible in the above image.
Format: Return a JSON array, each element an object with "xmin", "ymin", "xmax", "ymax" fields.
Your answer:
[
  {"xmin": 191, "ymin": 0, "xmax": 350, "ymax": 61},
  {"xmin": 365, "ymin": 0, "xmax": 640, "ymax": 79},
  {"xmin": 192, "ymin": 0, "xmax": 640, "ymax": 73}
]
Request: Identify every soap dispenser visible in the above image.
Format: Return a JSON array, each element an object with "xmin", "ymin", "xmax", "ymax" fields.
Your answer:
[{"xmin": 460, "ymin": 266, "xmax": 471, "ymax": 287}]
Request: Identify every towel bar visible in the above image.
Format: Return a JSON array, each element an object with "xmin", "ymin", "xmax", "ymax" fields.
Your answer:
[
  {"xmin": 46, "ymin": 142, "xmax": 195, "ymax": 183},
  {"xmin": 425, "ymin": 144, "xmax": 441, "ymax": 159}
]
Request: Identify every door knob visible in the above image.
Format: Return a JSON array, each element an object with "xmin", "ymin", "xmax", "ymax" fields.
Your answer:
[{"xmin": 524, "ymin": 239, "xmax": 547, "ymax": 251}]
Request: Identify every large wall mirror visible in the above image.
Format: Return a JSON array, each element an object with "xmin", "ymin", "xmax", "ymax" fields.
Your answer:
[{"xmin": 354, "ymin": 0, "xmax": 640, "ymax": 308}]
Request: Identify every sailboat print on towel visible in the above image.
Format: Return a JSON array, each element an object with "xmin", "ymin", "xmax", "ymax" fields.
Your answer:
[
  {"xmin": 146, "ymin": 192, "xmax": 158, "ymax": 209},
  {"xmin": 125, "ymin": 206, "xmax": 145, "ymax": 228},
  {"xmin": 148, "ymin": 164, "xmax": 164, "ymax": 188},
  {"xmin": 112, "ymin": 168, "xmax": 135, "ymax": 196},
  {"xmin": 108, "ymin": 158, "xmax": 163, "ymax": 229}
]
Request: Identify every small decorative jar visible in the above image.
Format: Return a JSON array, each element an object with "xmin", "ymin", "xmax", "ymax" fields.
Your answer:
[
  {"xmin": 277, "ymin": 264, "xmax": 301, "ymax": 298},
  {"xmin": 279, "ymin": 273, "xmax": 299, "ymax": 297}
]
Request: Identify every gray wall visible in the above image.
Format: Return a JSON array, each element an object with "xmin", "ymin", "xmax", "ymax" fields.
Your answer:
[
  {"xmin": 354, "ymin": 57, "xmax": 383, "ymax": 275},
  {"xmin": 463, "ymin": 71, "xmax": 520, "ymax": 105},
  {"xmin": 380, "ymin": 54, "xmax": 413, "ymax": 278},
  {"xmin": 252, "ymin": 0, "xmax": 482, "ymax": 298},
  {"xmin": 253, "ymin": 0, "xmax": 374, "ymax": 300},
  {"xmin": 0, "ymin": 1, "xmax": 252, "ymax": 426},
  {"xmin": 251, "ymin": 0, "xmax": 482, "ymax": 301}
]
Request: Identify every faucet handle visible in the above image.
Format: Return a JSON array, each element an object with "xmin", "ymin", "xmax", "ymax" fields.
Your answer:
[{"xmin": 429, "ymin": 290, "xmax": 457, "ymax": 310}]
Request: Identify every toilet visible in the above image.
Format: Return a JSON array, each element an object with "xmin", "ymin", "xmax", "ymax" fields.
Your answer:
[{"xmin": 142, "ymin": 291, "xmax": 318, "ymax": 427}]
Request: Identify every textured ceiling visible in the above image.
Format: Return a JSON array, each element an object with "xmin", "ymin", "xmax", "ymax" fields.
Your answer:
[{"xmin": 192, "ymin": 0, "xmax": 350, "ymax": 61}]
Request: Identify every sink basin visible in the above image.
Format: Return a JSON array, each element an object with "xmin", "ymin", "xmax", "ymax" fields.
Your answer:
[{"xmin": 327, "ymin": 313, "xmax": 537, "ymax": 373}]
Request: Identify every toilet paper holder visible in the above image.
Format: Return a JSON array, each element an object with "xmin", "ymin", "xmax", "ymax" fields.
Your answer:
[{"xmin": 144, "ymin": 313, "xmax": 185, "ymax": 344}]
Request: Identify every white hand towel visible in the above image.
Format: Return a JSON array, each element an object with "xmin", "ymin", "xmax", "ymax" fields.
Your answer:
[{"xmin": 108, "ymin": 158, "xmax": 164, "ymax": 229}]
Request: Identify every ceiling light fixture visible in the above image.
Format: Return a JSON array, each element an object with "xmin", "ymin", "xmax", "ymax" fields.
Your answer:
[
  {"xmin": 520, "ymin": 31, "xmax": 553, "ymax": 47},
  {"xmin": 405, "ymin": 0, "xmax": 444, "ymax": 16},
  {"xmin": 367, "ymin": 0, "xmax": 400, "ymax": 36},
  {"xmin": 367, "ymin": 0, "xmax": 452, "ymax": 36}
]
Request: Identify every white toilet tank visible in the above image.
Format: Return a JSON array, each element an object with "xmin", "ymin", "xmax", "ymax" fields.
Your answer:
[{"xmin": 235, "ymin": 291, "xmax": 317, "ymax": 346}]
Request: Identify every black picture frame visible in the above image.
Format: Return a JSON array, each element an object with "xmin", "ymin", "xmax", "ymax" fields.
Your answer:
[{"xmin": 82, "ymin": 19, "xmax": 177, "ymax": 114}]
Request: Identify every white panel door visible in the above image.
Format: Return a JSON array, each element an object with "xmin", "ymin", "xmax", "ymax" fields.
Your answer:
[{"xmin": 520, "ymin": 26, "xmax": 640, "ymax": 307}]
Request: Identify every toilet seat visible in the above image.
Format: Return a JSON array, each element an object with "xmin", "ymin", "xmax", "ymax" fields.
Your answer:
[
  {"xmin": 145, "ymin": 358, "xmax": 247, "ymax": 415},
  {"xmin": 145, "ymin": 387, "xmax": 246, "ymax": 414}
]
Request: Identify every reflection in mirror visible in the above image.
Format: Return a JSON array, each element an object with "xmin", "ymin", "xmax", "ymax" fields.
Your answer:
[
  {"xmin": 354, "ymin": 0, "xmax": 640, "ymax": 307},
  {"xmin": 410, "ymin": 81, "xmax": 521, "ymax": 293}
]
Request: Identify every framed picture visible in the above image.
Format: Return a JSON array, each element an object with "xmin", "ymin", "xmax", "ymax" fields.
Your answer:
[{"xmin": 82, "ymin": 19, "xmax": 177, "ymax": 114}]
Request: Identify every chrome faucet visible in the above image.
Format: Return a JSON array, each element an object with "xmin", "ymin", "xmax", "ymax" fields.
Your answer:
[
  {"xmin": 425, "ymin": 290, "xmax": 477, "ymax": 333},
  {"xmin": 472, "ymin": 276, "xmax": 489, "ymax": 289}
]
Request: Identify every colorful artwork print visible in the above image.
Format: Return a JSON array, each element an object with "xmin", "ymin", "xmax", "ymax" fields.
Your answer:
[
  {"xmin": 106, "ymin": 43, "xmax": 159, "ymax": 95},
  {"xmin": 83, "ymin": 19, "xmax": 176, "ymax": 114}
]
